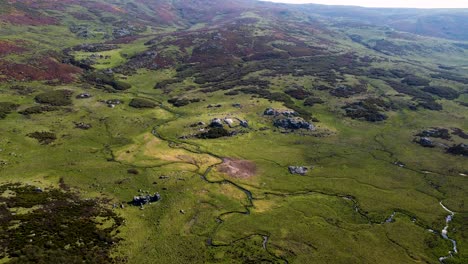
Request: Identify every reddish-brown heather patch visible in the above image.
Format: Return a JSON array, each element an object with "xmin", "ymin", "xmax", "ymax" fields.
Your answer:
[
  {"xmin": 1, "ymin": 11, "xmax": 58, "ymax": 26},
  {"xmin": 0, "ymin": 40, "xmax": 27, "ymax": 56},
  {"xmin": 217, "ymin": 158, "xmax": 256, "ymax": 179},
  {"xmin": 0, "ymin": 57, "xmax": 81, "ymax": 83}
]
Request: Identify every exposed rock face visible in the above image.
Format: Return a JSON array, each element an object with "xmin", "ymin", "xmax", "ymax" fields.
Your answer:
[
  {"xmin": 74, "ymin": 122, "xmax": 92, "ymax": 130},
  {"xmin": 264, "ymin": 108, "xmax": 276, "ymax": 116},
  {"xmin": 210, "ymin": 118, "xmax": 224, "ymax": 128},
  {"xmin": 239, "ymin": 120, "xmax": 249, "ymax": 128},
  {"xmin": 417, "ymin": 128, "xmax": 451, "ymax": 139},
  {"xmin": 132, "ymin": 193, "xmax": 161, "ymax": 206},
  {"xmin": 447, "ymin": 143, "xmax": 468, "ymax": 156},
  {"xmin": 274, "ymin": 117, "xmax": 314, "ymax": 130},
  {"xmin": 288, "ymin": 166, "xmax": 309, "ymax": 175},
  {"xmin": 224, "ymin": 118, "xmax": 234, "ymax": 127},
  {"xmin": 416, "ymin": 137, "xmax": 435, "ymax": 148},
  {"xmin": 264, "ymin": 108, "xmax": 297, "ymax": 117}
]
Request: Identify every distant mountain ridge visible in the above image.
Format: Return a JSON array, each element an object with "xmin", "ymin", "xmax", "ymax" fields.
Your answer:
[{"xmin": 1, "ymin": 0, "xmax": 468, "ymax": 40}]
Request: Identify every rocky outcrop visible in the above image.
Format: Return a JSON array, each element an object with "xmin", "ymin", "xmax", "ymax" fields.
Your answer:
[
  {"xmin": 74, "ymin": 122, "xmax": 92, "ymax": 130},
  {"xmin": 417, "ymin": 128, "xmax": 451, "ymax": 139},
  {"xmin": 416, "ymin": 137, "xmax": 435, "ymax": 148},
  {"xmin": 224, "ymin": 118, "xmax": 234, "ymax": 127},
  {"xmin": 264, "ymin": 108, "xmax": 297, "ymax": 117},
  {"xmin": 447, "ymin": 143, "xmax": 468, "ymax": 156},
  {"xmin": 274, "ymin": 117, "xmax": 314, "ymax": 130},
  {"xmin": 132, "ymin": 192, "xmax": 161, "ymax": 206},
  {"xmin": 288, "ymin": 166, "xmax": 309, "ymax": 175},
  {"xmin": 239, "ymin": 120, "xmax": 249, "ymax": 128},
  {"xmin": 210, "ymin": 118, "xmax": 224, "ymax": 128}
]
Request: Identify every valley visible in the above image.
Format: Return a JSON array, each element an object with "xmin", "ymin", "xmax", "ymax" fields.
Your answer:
[{"xmin": 0, "ymin": 0, "xmax": 467, "ymax": 263}]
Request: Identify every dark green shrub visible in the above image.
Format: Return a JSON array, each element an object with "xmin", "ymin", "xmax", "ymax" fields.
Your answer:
[
  {"xmin": 401, "ymin": 75, "xmax": 430, "ymax": 86},
  {"xmin": 285, "ymin": 88, "xmax": 311, "ymax": 100},
  {"xmin": 35, "ymin": 90, "xmax": 73, "ymax": 106},
  {"xmin": 304, "ymin": 97, "xmax": 324, "ymax": 106},
  {"xmin": 167, "ymin": 97, "xmax": 200, "ymax": 107},
  {"xmin": 0, "ymin": 183, "xmax": 123, "ymax": 263},
  {"xmin": 0, "ymin": 102, "xmax": 19, "ymax": 119},
  {"xmin": 19, "ymin": 106, "xmax": 59, "ymax": 115},
  {"xmin": 27, "ymin": 131, "xmax": 57, "ymax": 144},
  {"xmin": 198, "ymin": 127, "xmax": 230, "ymax": 139},
  {"xmin": 422, "ymin": 86, "xmax": 459, "ymax": 100},
  {"xmin": 129, "ymin": 98, "xmax": 157, "ymax": 108},
  {"xmin": 111, "ymin": 80, "xmax": 132, "ymax": 90},
  {"xmin": 418, "ymin": 100, "xmax": 442, "ymax": 111}
]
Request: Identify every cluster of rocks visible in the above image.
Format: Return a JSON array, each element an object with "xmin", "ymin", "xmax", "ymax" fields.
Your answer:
[
  {"xmin": 264, "ymin": 108, "xmax": 314, "ymax": 131},
  {"xmin": 417, "ymin": 128, "xmax": 451, "ymax": 140},
  {"xmin": 74, "ymin": 122, "xmax": 92, "ymax": 130},
  {"xmin": 447, "ymin": 143, "xmax": 468, "ymax": 156},
  {"xmin": 132, "ymin": 192, "xmax": 161, "ymax": 207},
  {"xmin": 207, "ymin": 104, "xmax": 222, "ymax": 108},
  {"xmin": 210, "ymin": 117, "xmax": 248, "ymax": 128},
  {"xmin": 414, "ymin": 128, "xmax": 468, "ymax": 157},
  {"xmin": 274, "ymin": 117, "xmax": 314, "ymax": 130},
  {"xmin": 415, "ymin": 137, "xmax": 435, "ymax": 148},
  {"xmin": 105, "ymin": 99, "xmax": 122, "ymax": 108},
  {"xmin": 288, "ymin": 166, "xmax": 309, "ymax": 175},
  {"xmin": 264, "ymin": 108, "xmax": 297, "ymax": 117},
  {"xmin": 76, "ymin": 93, "xmax": 92, "ymax": 99}
]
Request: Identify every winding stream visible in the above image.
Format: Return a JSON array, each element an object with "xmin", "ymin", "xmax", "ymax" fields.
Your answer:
[
  {"xmin": 438, "ymin": 202, "xmax": 458, "ymax": 263},
  {"xmin": 126, "ymin": 104, "xmax": 456, "ymax": 264}
]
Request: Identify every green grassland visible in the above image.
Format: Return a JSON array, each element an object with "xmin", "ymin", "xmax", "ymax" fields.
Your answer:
[{"xmin": 0, "ymin": 1, "xmax": 467, "ymax": 264}]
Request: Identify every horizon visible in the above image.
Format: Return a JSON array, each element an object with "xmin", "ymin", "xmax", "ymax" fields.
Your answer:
[{"xmin": 263, "ymin": 0, "xmax": 468, "ymax": 9}]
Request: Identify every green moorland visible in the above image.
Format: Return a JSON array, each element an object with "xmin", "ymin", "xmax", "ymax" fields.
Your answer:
[{"xmin": 0, "ymin": 0, "xmax": 467, "ymax": 263}]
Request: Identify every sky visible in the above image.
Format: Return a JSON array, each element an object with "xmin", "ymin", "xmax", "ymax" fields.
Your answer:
[{"xmin": 264, "ymin": 0, "xmax": 468, "ymax": 8}]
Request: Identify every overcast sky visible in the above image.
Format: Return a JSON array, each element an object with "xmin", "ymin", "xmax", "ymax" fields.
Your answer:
[{"xmin": 264, "ymin": 0, "xmax": 468, "ymax": 8}]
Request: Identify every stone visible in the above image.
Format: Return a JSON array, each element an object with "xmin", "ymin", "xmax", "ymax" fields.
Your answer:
[
  {"xmin": 74, "ymin": 122, "xmax": 92, "ymax": 130},
  {"xmin": 417, "ymin": 137, "xmax": 435, "ymax": 148},
  {"xmin": 132, "ymin": 192, "xmax": 161, "ymax": 206},
  {"xmin": 210, "ymin": 118, "xmax": 224, "ymax": 128},
  {"xmin": 76, "ymin": 93, "xmax": 92, "ymax": 99},
  {"xmin": 264, "ymin": 108, "xmax": 276, "ymax": 116},
  {"xmin": 106, "ymin": 99, "xmax": 122, "ymax": 105},
  {"xmin": 224, "ymin": 118, "xmax": 234, "ymax": 127},
  {"xmin": 239, "ymin": 120, "xmax": 249, "ymax": 128},
  {"xmin": 288, "ymin": 166, "xmax": 309, "ymax": 175}
]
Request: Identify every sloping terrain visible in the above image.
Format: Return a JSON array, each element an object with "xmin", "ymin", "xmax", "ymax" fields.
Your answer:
[{"xmin": 0, "ymin": 0, "xmax": 467, "ymax": 263}]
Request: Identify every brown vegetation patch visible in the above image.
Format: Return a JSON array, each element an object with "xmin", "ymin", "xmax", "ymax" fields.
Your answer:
[
  {"xmin": 1, "ymin": 11, "xmax": 57, "ymax": 26},
  {"xmin": 217, "ymin": 158, "xmax": 256, "ymax": 179},
  {"xmin": 0, "ymin": 40, "xmax": 27, "ymax": 56},
  {"xmin": 0, "ymin": 57, "xmax": 81, "ymax": 83}
]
